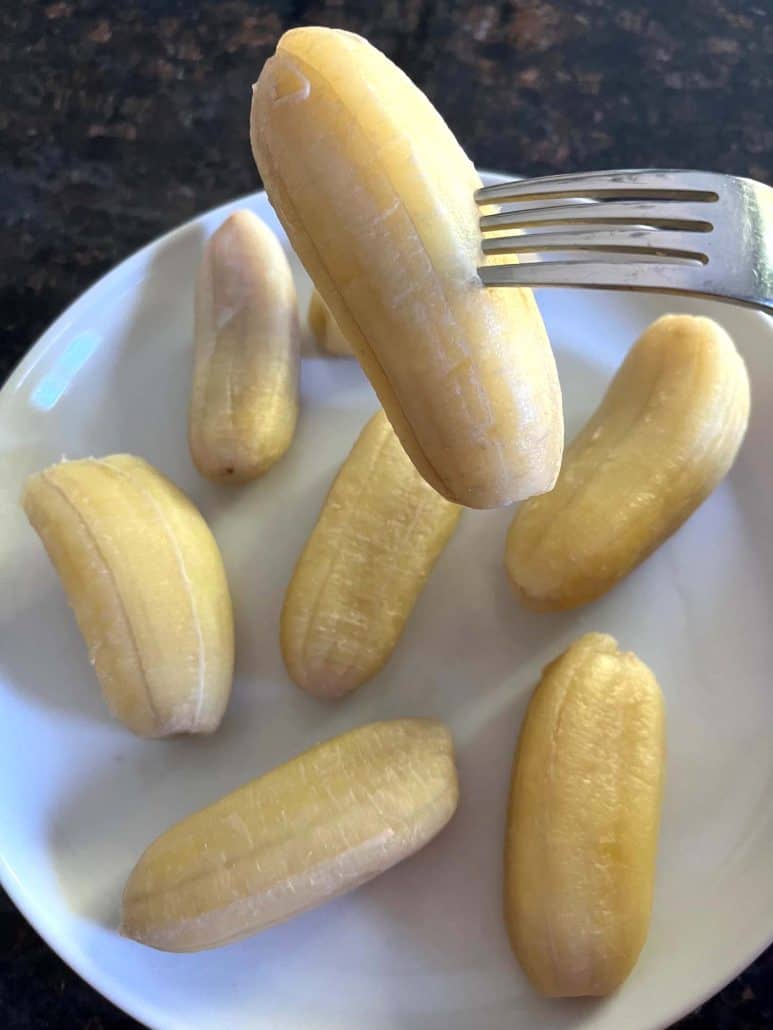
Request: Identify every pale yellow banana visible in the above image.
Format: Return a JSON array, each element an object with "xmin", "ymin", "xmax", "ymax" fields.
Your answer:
[
  {"xmin": 189, "ymin": 209, "xmax": 300, "ymax": 483},
  {"xmin": 505, "ymin": 633, "xmax": 665, "ymax": 997},
  {"xmin": 121, "ymin": 718, "xmax": 458, "ymax": 951},
  {"xmin": 22, "ymin": 455, "xmax": 234, "ymax": 737},
  {"xmin": 281, "ymin": 410, "xmax": 460, "ymax": 698},
  {"xmin": 308, "ymin": 289, "xmax": 352, "ymax": 356},
  {"xmin": 251, "ymin": 27, "xmax": 563, "ymax": 509},
  {"xmin": 506, "ymin": 314, "xmax": 750, "ymax": 610}
]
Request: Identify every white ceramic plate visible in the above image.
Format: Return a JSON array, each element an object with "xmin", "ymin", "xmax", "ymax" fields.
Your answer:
[{"xmin": 1, "ymin": 173, "xmax": 772, "ymax": 1030}]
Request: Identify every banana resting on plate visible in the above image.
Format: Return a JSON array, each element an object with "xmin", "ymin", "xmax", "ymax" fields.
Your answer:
[{"xmin": 23, "ymin": 454, "xmax": 234, "ymax": 738}]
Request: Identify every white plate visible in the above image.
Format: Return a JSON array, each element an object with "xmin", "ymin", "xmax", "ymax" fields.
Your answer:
[{"xmin": 1, "ymin": 173, "xmax": 772, "ymax": 1030}]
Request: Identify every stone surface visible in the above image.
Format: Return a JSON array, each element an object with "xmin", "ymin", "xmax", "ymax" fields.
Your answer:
[{"xmin": 1, "ymin": 1, "xmax": 771, "ymax": 1027}]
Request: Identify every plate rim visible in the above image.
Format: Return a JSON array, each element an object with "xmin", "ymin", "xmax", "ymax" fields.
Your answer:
[{"xmin": 2, "ymin": 171, "xmax": 772, "ymax": 1030}]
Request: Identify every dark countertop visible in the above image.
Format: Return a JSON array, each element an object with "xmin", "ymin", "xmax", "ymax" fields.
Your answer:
[{"xmin": 1, "ymin": 1, "xmax": 772, "ymax": 1027}]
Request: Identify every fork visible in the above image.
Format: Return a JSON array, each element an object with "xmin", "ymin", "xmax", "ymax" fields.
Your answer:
[{"xmin": 475, "ymin": 170, "xmax": 773, "ymax": 314}]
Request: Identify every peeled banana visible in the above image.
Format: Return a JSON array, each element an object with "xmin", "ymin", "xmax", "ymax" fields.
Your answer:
[
  {"xmin": 121, "ymin": 718, "xmax": 458, "ymax": 951},
  {"xmin": 189, "ymin": 209, "xmax": 300, "ymax": 483},
  {"xmin": 22, "ymin": 455, "xmax": 234, "ymax": 737},
  {"xmin": 281, "ymin": 410, "xmax": 460, "ymax": 698},
  {"xmin": 505, "ymin": 633, "xmax": 665, "ymax": 997},
  {"xmin": 506, "ymin": 314, "xmax": 750, "ymax": 610},
  {"xmin": 308, "ymin": 289, "xmax": 352, "ymax": 357},
  {"xmin": 251, "ymin": 27, "xmax": 563, "ymax": 509}
]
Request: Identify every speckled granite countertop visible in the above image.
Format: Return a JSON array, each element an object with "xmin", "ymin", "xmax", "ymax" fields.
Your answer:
[{"xmin": 1, "ymin": 1, "xmax": 772, "ymax": 1027}]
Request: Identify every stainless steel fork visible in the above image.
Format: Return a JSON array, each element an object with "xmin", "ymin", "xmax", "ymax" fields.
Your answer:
[{"xmin": 475, "ymin": 170, "xmax": 773, "ymax": 313}]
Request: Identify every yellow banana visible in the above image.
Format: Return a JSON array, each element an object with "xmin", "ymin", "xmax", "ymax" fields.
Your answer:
[
  {"xmin": 189, "ymin": 209, "xmax": 300, "ymax": 483},
  {"xmin": 22, "ymin": 455, "xmax": 234, "ymax": 737},
  {"xmin": 251, "ymin": 27, "xmax": 563, "ymax": 509},
  {"xmin": 506, "ymin": 314, "xmax": 750, "ymax": 610},
  {"xmin": 121, "ymin": 718, "xmax": 459, "ymax": 951},
  {"xmin": 505, "ymin": 633, "xmax": 665, "ymax": 996},
  {"xmin": 281, "ymin": 410, "xmax": 460, "ymax": 698},
  {"xmin": 308, "ymin": 289, "xmax": 352, "ymax": 356}
]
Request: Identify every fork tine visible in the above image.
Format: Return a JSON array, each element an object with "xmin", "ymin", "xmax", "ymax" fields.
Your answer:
[
  {"xmin": 480, "ymin": 201, "xmax": 715, "ymax": 232},
  {"xmin": 481, "ymin": 228, "xmax": 708, "ymax": 262},
  {"xmin": 479, "ymin": 260, "xmax": 703, "ymax": 294},
  {"xmin": 475, "ymin": 169, "xmax": 722, "ymax": 205}
]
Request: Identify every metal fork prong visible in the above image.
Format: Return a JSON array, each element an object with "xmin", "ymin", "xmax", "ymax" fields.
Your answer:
[
  {"xmin": 475, "ymin": 171, "xmax": 772, "ymax": 313},
  {"xmin": 478, "ymin": 168, "xmax": 720, "ymax": 191},
  {"xmin": 481, "ymin": 228, "xmax": 708, "ymax": 262},
  {"xmin": 479, "ymin": 200, "xmax": 714, "ymax": 233},
  {"xmin": 475, "ymin": 169, "xmax": 721, "ymax": 205},
  {"xmin": 479, "ymin": 260, "xmax": 705, "ymax": 295}
]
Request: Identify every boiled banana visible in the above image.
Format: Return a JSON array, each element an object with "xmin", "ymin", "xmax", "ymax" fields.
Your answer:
[
  {"xmin": 23, "ymin": 454, "xmax": 234, "ymax": 737},
  {"xmin": 189, "ymin": 209, "xmax": 300, "ymax": 483},
  {"xmin": 505, "ymin": 633, "xmax": 665, "ymax": 996},
  {"xmin": 251, "ymin": 27, "xmax": 563, "ymax": 509},
  {"xmin": 281, "ymin": 410, "xmax": 460, "ymax": 698},
  {"xmin": 506, "ymin": 314, "xmax": 750, "ymax": 610},
  {"xmin": 121, "ymin": 718, "xmax": 458, "ymax": 951}
]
